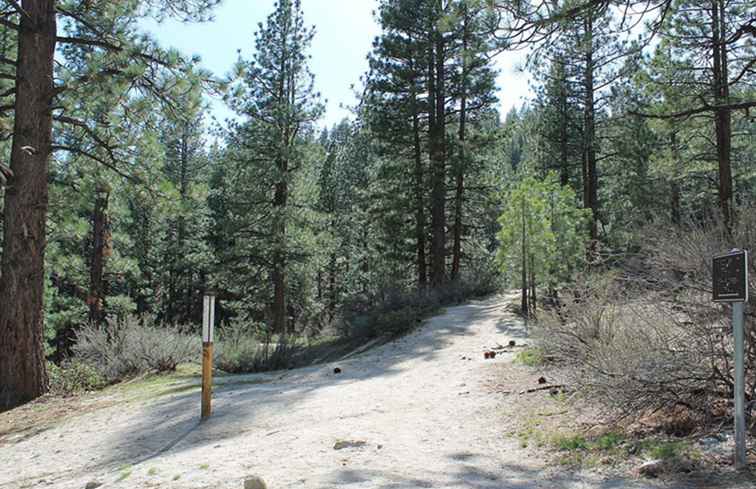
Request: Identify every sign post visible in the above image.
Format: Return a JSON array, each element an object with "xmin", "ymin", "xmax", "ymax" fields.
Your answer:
[
  {"xmin": 201, "ymin": 291, "xmax": 216, "ymax": 421},
  {"xmin": 712, "ymin": 249, "xmax": 748, "ymax": 469}
]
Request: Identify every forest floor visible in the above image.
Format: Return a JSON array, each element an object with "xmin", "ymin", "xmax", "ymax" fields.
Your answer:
[{"xmin": 1, "ymin": 293, "xmax": 754, "ymax": 489}]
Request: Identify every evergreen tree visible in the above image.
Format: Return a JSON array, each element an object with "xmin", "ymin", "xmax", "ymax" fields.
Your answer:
[
  {"xmin": 223, "ymin": 0, "xmax": 323, "ymax": 335},
  {"xmin": 0, "ymin": 0, "xmax": 219, "ymax": 410}
]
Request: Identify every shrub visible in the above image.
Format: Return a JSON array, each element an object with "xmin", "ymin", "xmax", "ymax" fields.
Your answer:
[
  {"xmin": 514, "ymin": 347, "xmax": 545, "ymax": 366},
  {"xmin": 74, "ymin": 315, "xmax": 197, "ymax": 382},
  {"xmin": 536, "ymin": 275, "xmax": 724, "ymax": 420},
  {"xmin": 48, "ymin": 360, "xmax": 107, "ymax": 395},
  {"xmin": 594, "ymin": 433, "xmax": 624, "ymax": 450},
  {"xmin": 215, "ymin": 318, "xmax": 299, "ymax": 373},
  {"xmin": 537, "ymin": 207, "xmax": 756, "ymax": 425},
  {"xmin": 339, "ymin": 275, "xmax": 499, "ymax": 339},
  {"xmin": 553, "ymin": 433, "xmax": 588, "ymax": 451}
]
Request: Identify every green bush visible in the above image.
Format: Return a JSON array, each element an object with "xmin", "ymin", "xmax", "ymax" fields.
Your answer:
[
  {"xmin": 74, "ymin": 315, "xmax": 197, "ymax": 382},
  {"xmin": 514, "ymin": 347, "xmax": 545, "ymax": 366},
  {"xmin": 48, "ymin": 360, "xmax": 107, "ymax": 395},
  {"xmin": 215, "ymin": 318, "xmax": 299, "ymax": 373},
  {"xmin": 339, "ymin": 276, "xmax": 499, "ymax": 339},
  {"xmin": 643, "ymin": 440, "xmax": 686, "ymax": 460},
  {"xmin": 593, "ymin": 432, "xmax": 624, "ymax": 450},
  {"xmin": 553, "ymin": 434, "xmax": 588, "ymax": 451}
]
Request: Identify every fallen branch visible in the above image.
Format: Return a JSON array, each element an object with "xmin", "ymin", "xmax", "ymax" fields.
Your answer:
[{"xmin": 519, "ymin": 384, "xmax": 566, "ymax": 395}]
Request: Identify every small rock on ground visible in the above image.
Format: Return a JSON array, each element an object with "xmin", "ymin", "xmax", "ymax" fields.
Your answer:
[
  {"xmin": 244, "ymin": 475, "xmax": 267, "ymax": 489},
  {"xmin": 334, "ymin": 440, "xmax": 367, "ymax": 450},
  {"xmin": 635, "ymin": 459, "xmax": 664, "ymax": 478}
]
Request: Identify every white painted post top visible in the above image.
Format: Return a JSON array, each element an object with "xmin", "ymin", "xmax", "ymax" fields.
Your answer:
[{"xmin": 203, "ymin": 294, "xmax": 215, "ymax": 343}]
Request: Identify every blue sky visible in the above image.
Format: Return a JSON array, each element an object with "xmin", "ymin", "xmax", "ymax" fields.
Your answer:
[{"xmin": 144, "ymin": 0, "xmax": 531, "ymax": 128}]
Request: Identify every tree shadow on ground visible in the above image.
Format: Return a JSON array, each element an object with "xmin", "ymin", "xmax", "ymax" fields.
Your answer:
[
  {"xmin": 326, "ymin": 452, "xmax": 752, "ymax": 489},
  {"xmin": 66, "ymin": 295, "xmax": 516, "ymax": 475},
  {"xmin": 496, "ymin": 317, "xmax": 530, "ymax": 339}
]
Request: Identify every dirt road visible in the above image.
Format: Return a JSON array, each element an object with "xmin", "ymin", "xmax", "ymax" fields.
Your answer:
[{"xmin": 0, "ymin": 294, "xmax": 718, "ymax": 488}]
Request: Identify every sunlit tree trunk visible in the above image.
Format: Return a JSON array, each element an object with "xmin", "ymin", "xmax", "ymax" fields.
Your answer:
[{"xmin": 0, "ymin": 0, "xmax": 57, "ymax": 410}]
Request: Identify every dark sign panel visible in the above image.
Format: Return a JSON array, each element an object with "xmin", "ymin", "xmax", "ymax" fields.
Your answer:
[{"xmin": 713, "ymin": 249, "xmax": 748, "ymax": 302}]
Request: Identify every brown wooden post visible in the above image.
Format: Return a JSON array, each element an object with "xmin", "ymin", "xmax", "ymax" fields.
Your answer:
[{"xmin": 201, "ymin": 292, "xmax": 216, "ymax": 420}]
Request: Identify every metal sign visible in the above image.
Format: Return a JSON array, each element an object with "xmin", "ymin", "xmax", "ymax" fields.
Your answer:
[
  {"xmin": 713, "ymin": 249, "xmax": 748, "ymax": 302},
  {"xmin": 712, "ymin": 249, "xmax": 749, "ymax": 469}
]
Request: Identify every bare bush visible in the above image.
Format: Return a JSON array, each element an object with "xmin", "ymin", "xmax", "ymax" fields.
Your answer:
[
  {"xmin": 537, "ymin": 277, "xmax": 725, "ymax": 418},
  {"xmin": 538, "ymin": 211, "xmax": 756, "ymax": 426},
  {"xmin": 74, "ymin": 315, "xmax": 197, "ymax": 382}
]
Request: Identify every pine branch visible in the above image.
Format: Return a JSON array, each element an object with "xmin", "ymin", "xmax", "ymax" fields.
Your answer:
[{"xmin": 630, "ymin": 100, "xmax": 756, "ymax": 120}]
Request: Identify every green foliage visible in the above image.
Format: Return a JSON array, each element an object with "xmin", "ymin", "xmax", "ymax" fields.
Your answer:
[
  {"xmin": 594, "ymin": 433, "xmax": 624, "ymax": 450},
  {"xmin": 47, "ymin": 360, "xmax": 107, "ymax": 395},
  {"xmin": 641, "ymin": 440, "xmax": 687, "ymax": 460},
  {"xmin": 214, "ymin": 318, "xmax": 299, "ymax": 373},
  {"xmin": 496, "ymin": 173, "xmax": 588, "ymax": 293},
  {"xmin": 553, "ymin": 433, "xmax": 588, "ymax": 451},
  {"xmin": 513, "ymin": 347, "xmax": 545, "ymax": 367}
]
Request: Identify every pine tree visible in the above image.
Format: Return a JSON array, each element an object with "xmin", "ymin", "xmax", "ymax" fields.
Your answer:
[
  {"xmin": 223, "ymin": 0, "xmax": 323, "ymax": 335},
  {"xmin": 0, "ymin": 0, "xmax": 219, "ymax": 410}
]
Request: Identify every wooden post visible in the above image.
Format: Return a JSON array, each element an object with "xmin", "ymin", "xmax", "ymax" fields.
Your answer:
[{"xmin": 201, "ymin": 292, "xmax": 216, "ymax": 420}]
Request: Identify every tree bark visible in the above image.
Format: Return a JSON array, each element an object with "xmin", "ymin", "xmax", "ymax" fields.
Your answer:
[
  {"xmin": 429, "ymin": 1, "xmax": 447, "ymax": 287},
  {"xmin": 711, "ymin": 0, "xmax": 732, "ymax": 230},
  {"xmin": 0, "ymin": 0, "xmax": 57, "ymax": 410},
  {"xmin": 410, "ymin": 60, "xmax": 427, "ymax": 288},
  {"xmin": 272, "ymin": 178, "xmax": 287, "ymax": 336},
  {"xmin": 88, "ymin": 186, "xmax": 110, "ymax": 327},
  {"xmin": 558, "ymin": 61, "xmax": 570, "ymax": 187},
  {"xmin": 451, "ymin": 8, "xmax": 469, "ymax": 282},
  {"xmin": 520, "ymin": 196, "xmax": 528, "ymax": 317},
  {"xmin": 582, "ymin": 14, "xmax": 598, "ymax": 244},
  {"xmin": 670, "ymin": 131, "xmax": 681, "ymax": 225},
  {"xmin": 328, "ymin": 247, "xmax": 336, "ymax": 323}
]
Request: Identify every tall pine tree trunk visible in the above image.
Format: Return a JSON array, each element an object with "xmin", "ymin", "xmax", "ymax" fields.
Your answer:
[
  {"xmin": 711, "ymin": 0, "xmax": 732, "ymax": 230},
  {"xmin": 0, "ymin": 0, "xmax": 57, "ymax": 410},
  {"xmin": 88, "ymin": 187, "xmax": 110, "ymax": 326},
  {"xmin": 272, "ymin": 178, "xmax": 287, "ymax": 336},
  {"xmin": 558, "ymin": 62, "xmax": 570, "ymax": 187},
  {"xmin": 583, "ymin": 13, "xmax": 598, "ymax": 242},
  {"xmin": 451, "ymin": 9, "xmax": 468, "ymax": 282},
  {"xmin": 429, "ymin": 2, "xmax": 447, "ymax": 287},
  {"xmin": 520, "ymin": 196, "xmax": 528, "ymax": 317},
  {"xmin": 328, "ymin": 247, "xmax": 336, "ymax": 323},
  {"xmin": 410, "ymin": 61, "xmax": 427, "ymax": 288},
  {"xmin": 582, "ymin": 14, "xmax": 598, "ymax": 244},
  {"xmin": 670, "ymin": 131, "xmax": 682, "ymax": 225}
]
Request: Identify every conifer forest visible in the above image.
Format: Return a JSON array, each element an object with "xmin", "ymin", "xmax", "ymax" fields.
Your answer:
[{"xmin": 0, "ymin": 0, "xmax": 754, "ymax": 436}]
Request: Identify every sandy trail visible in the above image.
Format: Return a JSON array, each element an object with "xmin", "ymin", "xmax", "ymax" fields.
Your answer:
[{"xmin": 0, "ymin": 294, "xmax": 701, "ymax": 488}]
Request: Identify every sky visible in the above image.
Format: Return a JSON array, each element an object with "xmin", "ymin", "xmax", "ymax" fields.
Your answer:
[{"xmin": 144, "ymin": 0, "xmax": 532, "ymax": 128}]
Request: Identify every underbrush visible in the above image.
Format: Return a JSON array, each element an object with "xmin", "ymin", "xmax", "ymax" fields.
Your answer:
[
  {"xmin": 516, "ymin": 409, "xmax": 700, "ymax": 472},
  {"xmin": 212, "ymin": 273, "xmax": 499, "ymax": 374},
  {"xmin": 340, "ymin": 275, "xmax": 499, "ymax": 339},
  {"xmin": 516, "ymin": 210, "xmax": 756, "ymax": 475},
  {"xmin": 48, "ymin": 359, "xmax": 107, "ymax": 395},
  {"xmin": 214, "ymin": 319, "xmax": 300, "ymax": 373},
  {"xmin": 514, "ymin": 347, "xmax": 545, "ymax": 367},
  {"xmin": 532, "ymin": 210, "xmax": 756, "ymax": 430},
  {"xmin": 73, "ymin": 315, "xmax": 197, "ymax": 383},
  {"xmin": 54, "ymin": 272, "xmax": 499, "ymax": 381}
]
